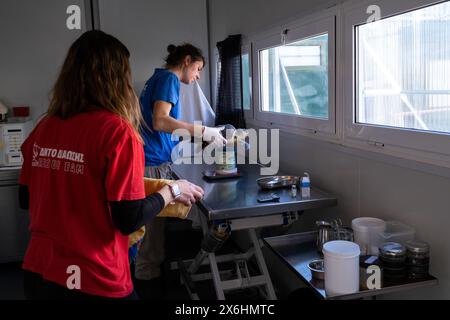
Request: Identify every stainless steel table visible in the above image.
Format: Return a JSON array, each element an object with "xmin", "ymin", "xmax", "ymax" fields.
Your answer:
[
  {"xmin": 263, "ymin": 231, "xmax": 438, "ymax": 300},
  {"xmin": 171, "ymin": 163, "xmax": 337, "ymax": 221},
  {"xmin": 170, "ymin": 162, "xmax": 337, "ymax": 300}
]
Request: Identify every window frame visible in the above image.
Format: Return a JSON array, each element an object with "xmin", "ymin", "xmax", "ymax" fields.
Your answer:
[
  {"xmin": 241, "ymin": 43, "xmax": 254, "ymax": 120},
  {"xmin": 211, "ymin": 47, "xmax": 220, "ymax": 112},
  {"xmin": 342, "ymin": 0, "xmax": 450, "ymax": 163},
  {"xmin": 252, "ymin": 14, "xmax": 336, "ymax": 135}
]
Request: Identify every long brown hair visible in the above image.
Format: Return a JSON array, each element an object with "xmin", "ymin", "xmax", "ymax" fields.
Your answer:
[{"xmin": 48, "ymin": 30, "xmax": 142, "ymax": 138}]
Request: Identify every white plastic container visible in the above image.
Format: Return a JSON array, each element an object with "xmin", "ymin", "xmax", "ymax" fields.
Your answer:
[
  {"xmin": 323, "ymin": 241, "xmax": 361, "ymax": 296},
  {"xmin": 372, "ymin": 221, "xmax": 415, "ymax": 250},
  {"xmin": 352, "ymin": 217, "xmax": 386, "ymax": 255}
]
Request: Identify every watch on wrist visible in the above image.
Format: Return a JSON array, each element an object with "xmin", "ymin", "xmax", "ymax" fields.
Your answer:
[{"xmin": 168, "ymin": 183, "xmax": 182, "ymax": 201}]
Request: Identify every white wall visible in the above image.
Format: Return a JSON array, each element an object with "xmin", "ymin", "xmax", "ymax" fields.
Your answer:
[
  {"xmin": 0, "ymin": 0, "xmax": 87, "ymax": 120},
  {"xmin": 209, "ymin": 0, "xmax": 450, "ymax": 299},
  {"xmin": 0, "ymin": 0, "xmax": 211, "ymax": 118},
  {"xmin": 98, "ymin": 0, "xmax": 210, "ymax": 101}
]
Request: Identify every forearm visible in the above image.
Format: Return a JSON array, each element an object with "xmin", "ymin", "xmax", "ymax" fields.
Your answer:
[
  {"xmin": 110, "ymin": 185, "xmax": 176, "ymax": 235},
  {"xmin": 157, "ymin": 185, "xmax": 174, "ymax": 206},
  {"xmin": 111, "ymin": 194, "xmax": 162, "ymax": 236},
  {"xmin": 153, "ymin": 115, "xmax": 200, "ymax": 136}
]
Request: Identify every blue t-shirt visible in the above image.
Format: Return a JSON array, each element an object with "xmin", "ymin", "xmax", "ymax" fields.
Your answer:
[{"xmin": 140, "ymin": 68, "xmax": 180, "ymax": 166}]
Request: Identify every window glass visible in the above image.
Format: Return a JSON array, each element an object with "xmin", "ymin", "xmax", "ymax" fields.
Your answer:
[
  {"xmin": 357, "ymin": 2, "xmax": 450, "ymax": 134},
  {"xmin": 242, "ymin": 53, "xmax": 251, "ymax": 110},
  {"xmin": 260, "ymin": 34, "xmax": 329, "ymax": 119}
]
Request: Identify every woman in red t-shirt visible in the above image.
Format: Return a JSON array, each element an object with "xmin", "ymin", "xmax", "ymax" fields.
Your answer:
[{"xmin": 18, "ymin": 30, "xmax": 204, "ymax": 300}]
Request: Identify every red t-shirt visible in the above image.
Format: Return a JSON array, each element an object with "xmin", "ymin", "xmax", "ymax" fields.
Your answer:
[{"xmin": 19, "ymin": 110, "xmax": 145, "ymax": 298}]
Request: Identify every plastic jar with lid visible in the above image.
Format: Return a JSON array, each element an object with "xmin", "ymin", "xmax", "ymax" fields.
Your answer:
[
  {"xmin": 323, "ymin": 241, "xmax": 360, "ymax": 296},
  {"xmin": 405, "ymin": 240, "xmax": 430, "ymax": 279}
]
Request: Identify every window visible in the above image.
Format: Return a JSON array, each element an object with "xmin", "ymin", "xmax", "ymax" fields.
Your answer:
[
  {"xmin": 356, "ymin": 1, "xmax": 450, "ymax": 134},
  {"xmin": 241, "ymin": 52, "xmax": 251, "ymax": 111},
  {"xmin": 260, "ymin": 34, "xmax": 329, "ymax": 119},
  {"xmin": 253, "ymin": 14, "xmax": 336, "ymax": 135},
  {"xmin": 343, "ymin": 0, "xmax": 450, "ymax": 164}
]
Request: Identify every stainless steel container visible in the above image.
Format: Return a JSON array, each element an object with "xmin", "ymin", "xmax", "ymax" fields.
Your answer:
[
  {"xmin": 308, "ymin": 259, "xmax": 325, "ymax": 280},
  {"xmin": 379, "ymin": 242, "xmax": 407, "ymax": 264},
  {"xmin": 256, "ymin": 176, "xmax": 300, "ymax": 190},
  {"xmin": 405, "ymin": 240, "xmax": 430, "ymax": 279},
  {"xmin": 379, "ymin": 242, "xmax": 407, "ymax": 282},
  {"xmin": 316, "ymin": 221, "xmax": 335, "ymax": 253}
]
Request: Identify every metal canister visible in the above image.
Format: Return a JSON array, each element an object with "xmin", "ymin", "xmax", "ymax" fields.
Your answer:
[
  {"xmin": 379, "ymin": 242, "xmax": 407, "ymax": 283},
  {"xmin": 215, "ymin": 143, "xmax": 237, "ymax": 175},
  {"xmin": 405, "ymin": 240, "xmax": 430, "ymax": 279}
]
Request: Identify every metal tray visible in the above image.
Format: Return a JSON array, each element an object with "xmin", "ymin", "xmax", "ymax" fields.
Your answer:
[{"xmin": 256, "ymin": 176, "xmax": 299, "ymax": 190}]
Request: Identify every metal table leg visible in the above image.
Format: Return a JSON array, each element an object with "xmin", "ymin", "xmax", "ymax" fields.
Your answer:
[
  {"xmin": 177, "ymin": 212, "xmax": 280, "ymax": 300},
  {"xmin": 208, "ymin": 252, "xmax": 226, "ymax": 300},
  {"xmin": 248, "ymin": 228, "xmax": 277, "ymax": 300}
]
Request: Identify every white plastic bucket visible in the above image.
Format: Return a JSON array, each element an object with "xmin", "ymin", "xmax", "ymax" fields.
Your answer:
[
  {"xmin": 352, "ymin": 217, "xmax": 386, "ymax": 255},
  {"xmin": 323, "ymin": 241, "xmax": 360, "ymax": 296}
]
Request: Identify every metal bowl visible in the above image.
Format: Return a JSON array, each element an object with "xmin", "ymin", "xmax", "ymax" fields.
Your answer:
[
  {"xmin": 256, "ymin": 176, "xmax": 299, "ymax": 190},
  {"xmin": 308, "ymin": 259, "xmax": 325, "ymax": 280}
]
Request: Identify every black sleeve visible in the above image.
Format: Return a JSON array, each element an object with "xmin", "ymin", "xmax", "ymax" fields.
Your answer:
[
  {"xmin": 110, "ymin": 193, "xmax": 165, "ymax": 236},
  {"xmin": 19, "ymin": 184, "xmax": 29, "ymax": 210},
  {"xmin": 19, "ymin": 183, "xmax": 163, "ymax": 235}
]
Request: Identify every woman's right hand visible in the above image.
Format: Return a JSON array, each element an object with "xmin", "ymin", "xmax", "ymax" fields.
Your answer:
[
  {"xmin": 174, "ymin": 180, "xmax": 204, "ymax": 206},
  {"xmin": 202, "ymin": 126, "xmax": 227, "ymax": 147}
]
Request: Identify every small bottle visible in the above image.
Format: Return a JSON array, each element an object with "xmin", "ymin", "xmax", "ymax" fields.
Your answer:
[
  {"xmin": 301, "ymin": 173, "xmax": 311, "ymax": 199},
  {"xmin": 291, "ymin": 184, "xmax": 297, "ymax": 198}
]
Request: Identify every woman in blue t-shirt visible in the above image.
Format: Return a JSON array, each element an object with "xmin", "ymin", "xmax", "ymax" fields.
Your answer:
[{"xmin": 135, "ymin": 44, "xmax": 225, "ymax": 298}]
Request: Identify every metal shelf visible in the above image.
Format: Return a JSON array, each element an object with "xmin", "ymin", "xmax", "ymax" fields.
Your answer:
[{"xmin": 263, "ymin": 231, "xmax": 438, "ymax": 300}]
